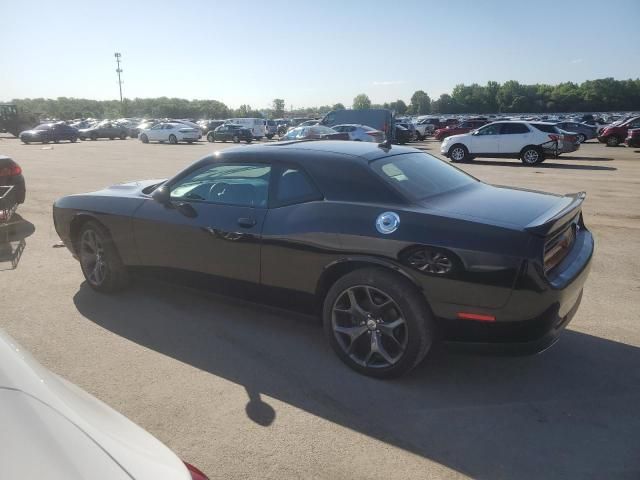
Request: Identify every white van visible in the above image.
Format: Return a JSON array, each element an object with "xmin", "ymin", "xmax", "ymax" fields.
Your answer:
[{"xmin": 225, "ymin": 118, "xmax": 266, "ymax": 139}]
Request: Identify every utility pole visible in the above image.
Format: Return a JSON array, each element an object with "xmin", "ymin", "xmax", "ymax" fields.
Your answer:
[{"xmin": 114, "ymin": 52, "xmax": 124, "ymax": 115}]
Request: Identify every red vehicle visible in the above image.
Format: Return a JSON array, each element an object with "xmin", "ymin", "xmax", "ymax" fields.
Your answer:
[
  {"xmin": 626, "ymin": 128, "xmax": 640, "ymax": 148},
  {"xmin": 434, "ymin": 119, "xmax": 488, "ymax": 141},
  {"xmin": 597, "ymin": 116, "xmax": 640, "ymax": 147}
]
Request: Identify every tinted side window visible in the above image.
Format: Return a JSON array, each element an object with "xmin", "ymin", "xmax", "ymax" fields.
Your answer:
[
  {"xmin": 531, "ymin": 123, "xmax": 557, "ymax": 134},
  {"xmin": 501, "ymin": 123, "xmax": 529, "ymax": 134},
  {"xmin": 273, "ymin": 167, "xmax": 322, "ymax": 207}
]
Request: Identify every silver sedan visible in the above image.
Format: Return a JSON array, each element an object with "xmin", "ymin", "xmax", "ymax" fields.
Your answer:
[{"xmin": 332, "ymin": 124, "xmax": 385, "ymax": 142}]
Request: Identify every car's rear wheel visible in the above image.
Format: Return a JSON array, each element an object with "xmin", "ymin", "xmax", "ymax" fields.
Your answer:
[
  {"xmin": 140, "ymin": 134, "xmax": 149, "ymax": 143},
  {"xmin": 521, "ymin": 146, "xmax": 544, "ymax": 165},
  {"xmin": 232, "ymin": 135, "xmax": 240, "ymax": 143},
  {"xmin": 606, "ymin": 136, "xmax": 620, "ymax": 147},
  {"xmin": 577, "ymin": 133, "xmax": 586, "ymax": 143},
  {"xmin": 90, "ymin": 133, "xmax": 98, "ymax": 141},
  {"xmin": 323, "ymin": 268, "xmax": 434, "ymax": 378},
  {"xmin": 169, "ymin": 134, "xmax": 178, "ymax": 144},
  {"xmin": 71, "ymin": 137, "xmax": 78, "ymax": 143},
  {"xmin": 449, "ymin": 144, "xmax": 468, "ymax": 162},
  {"xmin": 119, "ymin": 133, "xmax": 126, "ymax": 140},
  {"xmin": 78, "ymin": 221, "xmax": 129, "ymax": 293},
  {"xmin": 207, "ymin": 133, "xmax": 215, "ymax": 143},
  {"xmin": 245, "ymin": 138, "xmax": 252, "ymax": 144}
]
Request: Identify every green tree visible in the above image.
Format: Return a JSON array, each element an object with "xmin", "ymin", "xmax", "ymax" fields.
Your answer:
[
  {"xmin": 389, "ymin": 99, "xmax": 407, "ymax": 114},
  {"xmin": 272, "ymin": 98, "xmax": 285, "ymax": 118},
  {"xmin": 409, "ymin": 90, "xmax": 431, "ymax": 115},
  {"xmin": 332, "ymin": 103, "xmax": 345, "ymax": 110},
  {"xmin": 353, "ymin": 94, "xmax": 371, "ymax": 110}
]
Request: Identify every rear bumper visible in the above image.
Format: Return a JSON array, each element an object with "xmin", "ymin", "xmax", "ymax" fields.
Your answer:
[{"xmin": 438, "ymin": 228, "xmax": 593, "ymax": 354}]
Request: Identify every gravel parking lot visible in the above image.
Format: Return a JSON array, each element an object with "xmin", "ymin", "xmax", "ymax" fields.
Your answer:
[{"xmin": 1, "ymin": 135, "xmax": 639, "ymax": 479}]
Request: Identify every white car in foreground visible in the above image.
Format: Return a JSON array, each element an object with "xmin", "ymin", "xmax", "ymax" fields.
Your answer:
[
  {"xmin": 139, "ymin": 122, "xmax": 201, "ymax": 144},
  {"xmin": 0, "ymin": 329, "xmax": 208, "ymax": 480},
  {"xmin": 441, "ymin": 121, "xmax": 574, "ymax": 166}
]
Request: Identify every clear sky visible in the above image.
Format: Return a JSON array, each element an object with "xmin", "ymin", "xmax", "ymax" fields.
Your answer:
[{"xmin": 2, "ymin": 0, "xmax": 638, "ymax": 109}]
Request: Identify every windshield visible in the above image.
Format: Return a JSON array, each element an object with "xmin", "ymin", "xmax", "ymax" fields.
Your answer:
[
  {"xmin": 35, "ymin": 124, "xmax": 51, "ymax": 130},
  {"xmin": 371, "ymin": 152, "xmax": 477, "ymax": 200}
]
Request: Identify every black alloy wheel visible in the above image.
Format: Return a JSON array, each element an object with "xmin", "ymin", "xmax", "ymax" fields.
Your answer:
[
  {"xmin": 78, "ymin": 221, "xmax": 129, "ymax": 293},
  {"xmin": 323, "ymin": 268, "xmax": 434, "ymax": 378}
]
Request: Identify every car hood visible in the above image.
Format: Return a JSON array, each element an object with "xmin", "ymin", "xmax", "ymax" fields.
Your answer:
[
  {"xmin": 421, "ymin": 182, "xmax": 570, "ymax": 231},
  {"xmin": 0, "ymin": 330, "xmax": 190, "ymax": 480}
]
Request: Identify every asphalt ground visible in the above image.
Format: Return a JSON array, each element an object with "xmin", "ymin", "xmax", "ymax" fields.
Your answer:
[{"xmin": 1, "ymin": 134, "xmax": 639, "ymax": 479}]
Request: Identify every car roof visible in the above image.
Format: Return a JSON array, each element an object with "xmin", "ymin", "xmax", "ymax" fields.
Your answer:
[{"xmin": 204, "ymin": 140, "xmax": 418, "ymax": 164}]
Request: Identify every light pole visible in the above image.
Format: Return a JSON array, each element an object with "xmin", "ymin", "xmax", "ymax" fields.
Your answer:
[{"xmin": 114, "ymin": 52, "xmax": 124, "ymax": 114}]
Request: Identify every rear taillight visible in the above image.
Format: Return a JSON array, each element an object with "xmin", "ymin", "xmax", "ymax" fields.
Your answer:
[
  {"xmin": 548, "ymin": 134, "xmax": 559, "ymax": 141},
  {"xmin": 184, "ymin": 462, "xmax": 209, "ymax": 480},
  {"xmin": 544, "ymin": 223, "xmax": 576, "ymax": 273},
  {"xmin": 366, "ymin": 131, "xmax": 381, "ymax": 136},
  {"xmin": 0, "ymin": 165, "xmax": 21, "ymax": 176}
]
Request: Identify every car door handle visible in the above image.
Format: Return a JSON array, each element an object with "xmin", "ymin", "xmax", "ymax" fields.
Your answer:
[{"xmin": 237, "ymin": 217, "xmax": 256, "ymax": 228}]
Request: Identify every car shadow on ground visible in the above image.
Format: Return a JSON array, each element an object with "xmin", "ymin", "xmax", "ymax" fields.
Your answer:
[
  {"xmin": 73, "ymin": 278, "xmax": 640, "ymax": 479},
  {"xmin": 560, "ymin": 155, "xmax": 614, "ymax": 161},
  {"xmin": 462, "ymin": 160, "xmax": 617, "ymax": 171}
]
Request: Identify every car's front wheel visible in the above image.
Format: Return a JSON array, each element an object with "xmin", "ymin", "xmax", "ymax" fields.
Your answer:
[
  {"xmin": 577, "ymin": 133, "xmax": 586, "ymax": 143},
  {"xmin": 323, "ymin": 268, "xmax": 434, "ymax": 378},
  {"xmin": 448, "ymin": 144, "xmax": 469, "ymax": 162},
  {"xmin": 140, "ymin": 134, "xmax": 149, "ymax": 143},
  {"xmin": 207, "ymin": 133, "xmax": 215, "ymax": 143},
  {"xmin": 119, "ymin": 133, "xmax": 127, "ymax": 140},
  {"xmin": 232, "ymin": 135, "xmax": 240, "ymax": 143},
  {"xmin": 78, "ymin": 221, "xmax": 129, "ymax": 293},
  {"xmin": 606, "ymin": 136, "xmax": 620, "ymax": 147},
  {"xmin": 169, "ymin": 134, "xmax": 178, "ymax": 144},
  {"xmin": 520, "ymin": 146, "xmax": 544, "ymax": 165}
]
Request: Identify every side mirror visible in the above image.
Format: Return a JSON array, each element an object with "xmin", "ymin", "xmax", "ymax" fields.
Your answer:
[{"xmin": 151, "ymin": 185, "xmax": 171, "ymax": 205}]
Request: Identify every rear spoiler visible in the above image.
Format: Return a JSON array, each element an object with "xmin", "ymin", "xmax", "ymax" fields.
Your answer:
[{"xmin": 525, "ymin": 192, "xmax": 586, "ymax": 237}]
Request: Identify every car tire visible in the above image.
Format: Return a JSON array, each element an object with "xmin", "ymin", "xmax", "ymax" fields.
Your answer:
[
  {"xmin": 448, "ymin": 144, "xmax": 469, "ymax": 162},
  {"xmin": 140, "ymin": 134, "xmax": 149, "ymax": 144},
  {"xmin": 169, "ymin": 134, "xmax": 178, "ymax": 144},
  {"xmin": 207, "ymin": 133, "xmax": 215, "ymax": 143},
  {"xmin": 606, "ymin": 136, "xmax": 620, "ymax": 147},
  {"xmin": 186, "ymin": 140, "xmax": 194, "ymax": 144},
  {"xmin": 22, "ymin": 140, "xmax": 30, "ymax": 144},
  {"xmin": 323, "ymin": 267, "xmax": 434, "ymax": 378},
  {"xmin": 78, "ymin": 221, "xmax": 130, "ymax": 293},
  {"xmin": 520, "ymin": 146, "xmax": 544, "ymax": 165},
  {"xmin": 577, "ymin": 133, "xmax": 586, "ymax": 143},
  {"xmin": 232, "ymin": 135, "xmax": 240, "ymax": 143},
  {"xmin": 119, "ymin": 133, "xmax": 126, "ymax": 140},
  {"xmin": 90, "ymin": 133, "xmax": 98, "ymax": 141},
  {"xmin": 79, "ymin": 136, "xmax": 86, "ymax": 141},
  {"xmin": 71, "ymin": 137, "xmax": 78, "ymax": 143}
]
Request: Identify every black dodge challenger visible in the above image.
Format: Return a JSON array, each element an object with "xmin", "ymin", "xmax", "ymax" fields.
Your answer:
[{"xmin": 53, "ymin": 141, "xmax": 594, "ymax": 377}]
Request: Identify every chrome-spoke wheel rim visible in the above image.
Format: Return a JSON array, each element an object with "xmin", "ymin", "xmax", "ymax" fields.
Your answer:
[
  {"xmin": 524, "ymin": 150, "xmax": 539, "ymax": 163},
  {"xmin": 80, "ymin": 230, "xmax": 107, "ymax": 286},
  {"xmin": 332, "ymin": 285, "xmax": 408, "ymax": 368},
  {"xmin": 451, "ymin": 147, "xmax": 465, "ymax": 161}
]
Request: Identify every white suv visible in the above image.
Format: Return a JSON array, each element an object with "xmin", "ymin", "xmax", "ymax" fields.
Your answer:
[{"xmin": 441, "ymin": 121, "xmax": 570, "ymax": 166}]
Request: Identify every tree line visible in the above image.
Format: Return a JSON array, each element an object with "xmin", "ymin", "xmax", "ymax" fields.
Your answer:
[
  {"xmin": 354, "ymin": 78, "xmax": 640, "ymax": 115},
  {"xmin": 8, "ymin": 77, "xmax": 639, "ymax": 120}
]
